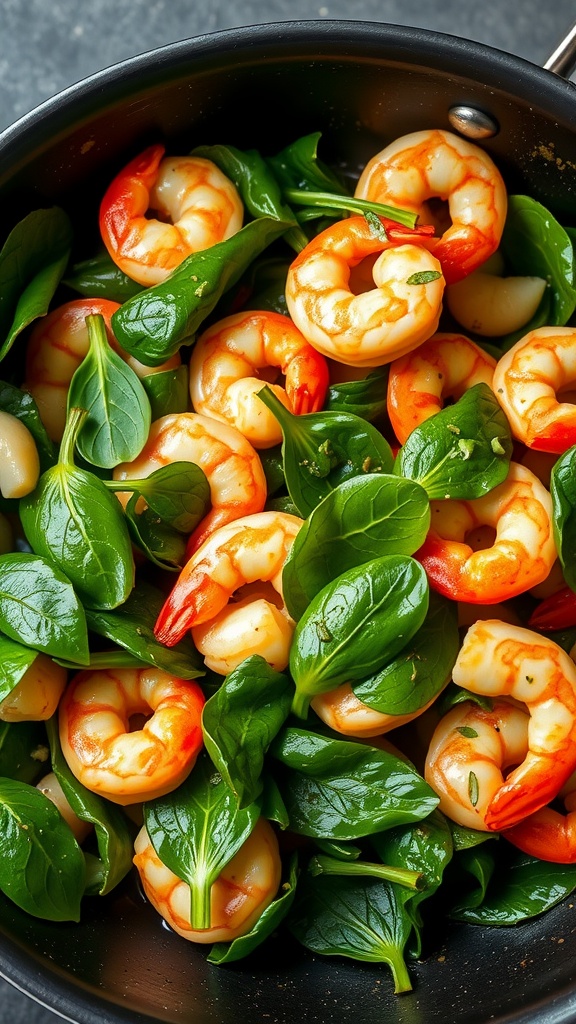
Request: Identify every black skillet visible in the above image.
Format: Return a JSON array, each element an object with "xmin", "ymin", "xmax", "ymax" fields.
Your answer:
[{"xmin": 2, "ymin": 19, "xmax": 576, "ymax": 1024}]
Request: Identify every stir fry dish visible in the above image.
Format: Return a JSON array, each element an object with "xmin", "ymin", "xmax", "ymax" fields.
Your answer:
[{"xmin": 2, "ymin": 127, "xmax": 576, "ymax": 994}]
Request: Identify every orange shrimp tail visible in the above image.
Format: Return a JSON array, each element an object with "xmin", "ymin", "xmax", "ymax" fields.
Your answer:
[
  {"xmin": 285, "ymin": 352, "xmax": 330, "ymax": 415},
  {"xmin": 154, "ymin": 568, "xmax": 229, "ymax": 647},
  {"xmin": 527, "ymin": 421, "xmax": 576, "ymax": 455},
  {"xmin": 416, "ymin": 534, "xmax": 485, "ymax": 604},
  {"xmin": 99, "ymin": 143, "xmax": 165, "ymax": 249},
  {"xmin": 505, "ymin": 808, "xmax": 576, "ymax": 864},
  {"xmin": 485, "ymin": 756, "xmax": 576, "ymax": 832},
  {"xmin": 431, "ymin": 225, "xmax": 495, "ymax": 285},
  {"xmin": 383, "ymin": 220, "xmax": 436, "ymax": 244}
]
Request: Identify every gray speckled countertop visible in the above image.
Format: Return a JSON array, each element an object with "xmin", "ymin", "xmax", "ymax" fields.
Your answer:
[{"xmin": 1, "ymin": 1, "xmax": 576, "ymax": 1022}]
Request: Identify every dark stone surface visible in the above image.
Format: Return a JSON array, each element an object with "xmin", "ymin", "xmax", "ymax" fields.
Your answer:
[{"xmin": 1, "ymin": 2, "xmax": 576, "ymax": 1022}]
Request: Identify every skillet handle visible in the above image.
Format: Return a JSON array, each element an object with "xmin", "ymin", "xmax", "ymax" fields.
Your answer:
[{"xmin": 543, "ymin": 21, "xmax": 576, "ymax": 78}]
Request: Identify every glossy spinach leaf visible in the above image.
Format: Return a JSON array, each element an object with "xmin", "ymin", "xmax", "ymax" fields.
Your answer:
[
  {"xmin": 395, "ymin": 383, "xmax": 512, "ymax": 500},
  {"xmin": 140, "ymin": 365, "xmax": 189, "ymax": 420},
  {"xmin": 208, "ymin": 854, "xmax": 298, "ymax": 964},
  {"xmin": 288, "ymin": 872, "xmax": 414, "ymax": 993},
  {"xmin": 0, "ymin": 552, "xmax": 89, "ymax": 664},
  {"xmin": 325, "ymin": 367, "xmax": 389, "ymax": 422},
  {"xmin": 20, "ymin": 410, "xmax": 135, "ymax": 610},
  {"xmin": 202, "ymin": 655, "xmax": 293, "ymax": 809},
  {"xmin": 112, "ymin": 216, "xmax": 294, "ymax": 365},
  {"xmin": 144, "ymin": 752, "xmax": 260, "ymax": 929},
  {"xmin": 289, "ymin": 555, "xmax": 429, "ymax": 718},
  {"xmin": 124, "ymin": 500, "xmax": 187, "ymax": 571},
  {"xmin": 270, "ymin": 726, "xmax": 438, "ymax": 839},
  {"xmin": 45, "ymin": 718, "xmax": 133, "ymax": 896},
  {"xmin": 0, "ymin": 207, "xmax": 73, "ymax": 362},
  {"xmin": 501, "ymin": 194, "xmax": 576, "ymax": 326},
  {"xmin": 191, "ymin": 143, "xmax": 295, "ymax": 222},
  {"xmin": 0, "ymin": 720, "xmax": 48, "ymax": 784},
  {"xmin": 352, "ymin": 591, "xmax": 458, "ymax": 715},
  {"xmin": 451, "ymin": 846, "xmax": 576, "ymax": 926},
  {"xmin": 85, "ymin": 580, "xmax": 204, "ymax": 679},
  {"xmin": 67, "ymin": 313, "xmax": 151, "ymax": 468},
  {"xmin": 550, "ymin": 445, "xmax": 576, "ymax": 592},
  {"xmin": 112, "ymin": 461, "xmax": 210, "ymax": 534},
  {"xmin": 0, "ymin": 777, "xmax": 85, "ymax": 920},
  {"xmin": 282, "ymin": 474, "xmax": 430, "ymax": 621},
  {"xmin": 63, "ymin": 249, "xmax": 144, "ymax": 302},
  {"xmin": 258, "ymin": 385, "xmax": 394, "ymax": 518},
  {"xmin": 370, "ymin": 810, "xmax": 453, "ymax": 958},
  {"xmin": 268, "ymin": 132, "xmax": 348, "ymax": 196}
]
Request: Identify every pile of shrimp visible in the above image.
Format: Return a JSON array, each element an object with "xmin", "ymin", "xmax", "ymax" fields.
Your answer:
[{"xmin": 7, "ymin": 125, "xmax": 576, "ymax": 957}]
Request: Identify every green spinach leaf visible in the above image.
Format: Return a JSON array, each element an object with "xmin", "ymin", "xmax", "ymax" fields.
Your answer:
[
  {"xmin": 282, "ymin": 474, "xmax": 430, "ymax": 621},
  {"xmin": 0, "ymin": 777, "xmax": 85, "ymax": 920},
  {"xmin": 395, "ymin": 383, "xmax": 512, "ymax": 500},
  {"xmin": 290, "ymin": 555, "xmax": 428, "ymax": 717},
  {"xmin": 258, "ymin": 385, "xmax": 394, "ymax": 518},
  {"xmin": 202, "ymin": 655, "xmax": 293, "ymax": 808},
  {"xmin": 144, "ymin": 752, "xmax": 260, "ymax": 928}
]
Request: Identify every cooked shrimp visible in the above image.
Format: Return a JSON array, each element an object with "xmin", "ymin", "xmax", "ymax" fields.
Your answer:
[
  {"xmin": 23, "ymin": 298, "xmax": 181, "ymax": 441},
  {"xmin": 58, "ymin": 667, "xmax": 205, "ymax": 805},
  {"xmin": 154, "ymin": 510, "xmax": 303, "ymax": 648},
  {"xmin": 99, "ymin": 143, "xmax": 243, "ymax": 287},
  {"xmin": 424, "ymin": 698, "xmax": 530, "ymax": 830},
  {"xmin": 417, "ymin": 461, "xmax": 556, "ymax": 604},
  {"xmin": 492, "ymin": 326, "xmax": 576, "ymax": 453},
  {"xmin": 505, "ymin": 770, "xmax": 576, "ymax": 863},
  {"xmin": 191, "ymin": 584, "xmax": 295, "ymax": 675},
  {"xmin": 354, "ymin": 129, "xmax": 507, "ymax": 285},
  {"xmin": 189, "ymin": 310, "xmax": 330, "ymax": 447},
  {"xmin": 113, "ymin": 411, "xmax": 267, "ymax": 553},
  {"xmin": 133, "ymin": 816, "xmax": 281, "ymax": 943},
  {"xmin": 284, "ymin": 215, "xmax": 444, "ymax": 367},
  {"xmin": 387, "ymin": 332, "xmax": 497, "ymax": 444},
  {"xmin": 311, "ymin": 682, "xmax": 439, "ymax": 738},
  {"xmin": 452, "ymin": 619, "xmax": 576, "ymax": 830},
  {"xmin": 0, "ymin": 655, "xmax": 67, "ymax": 722}
]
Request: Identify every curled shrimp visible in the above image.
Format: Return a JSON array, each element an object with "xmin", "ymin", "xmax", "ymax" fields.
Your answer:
[
  {"xmin": 113, "ymin": 411, "xmax": 267, "ymax": 553},
  {"xmin": 284, "ymin": 215, "xmax": 444, "ymax": 367},
  {"xmin": 189, "ymin": 310, "xmax": 330, "ymax": 448},
  {"xmin": 387, "ymin": 332, "xmax": 497, "ymax": 444},
  {"xmin": 311, "ymin": 682, "xmax": 438, "ymax": 738},
  {"xmin": 154, "ymin": 510, "xmax": 303, "ymax": 648},
  {"xmin": 354, "ymin": 129, "xmax": 507, "ymax": 285},
  {"xmin": 22, "ymin": 298, "xmax": 181, "ymax": 441},
  {"xmin": 424, "ymin": 698, "xmax": 530, "ymax": 830},
  {"xmin": 99, "ymin": 143, "xmax": 243, "ymax": 286},
  {"xmin": 452, "ymin": 619, "xmax": 576, "ymax": 830},
  {"xmin": 505, "ymin": 770, "xmax": 576, "ymax": 863},
  {"xmin": 492, "ymin": 327, "xmax": 576, "ymax": 453},
  {"xmin": 133, "ymin": 816, "xmax": 281, "ymax": 943},
  {"xmin": 417, "ymin": 462, "xmax": 556, "ymax": 604},
  {"xmin": 58, "ymin": 667, "xmax": 205, "ymax": 805}
]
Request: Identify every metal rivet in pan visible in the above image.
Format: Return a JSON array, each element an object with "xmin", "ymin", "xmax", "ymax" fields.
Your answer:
[{"xmin": 448, "ymin": 105, "xmax": 500, "ymax": 139}]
